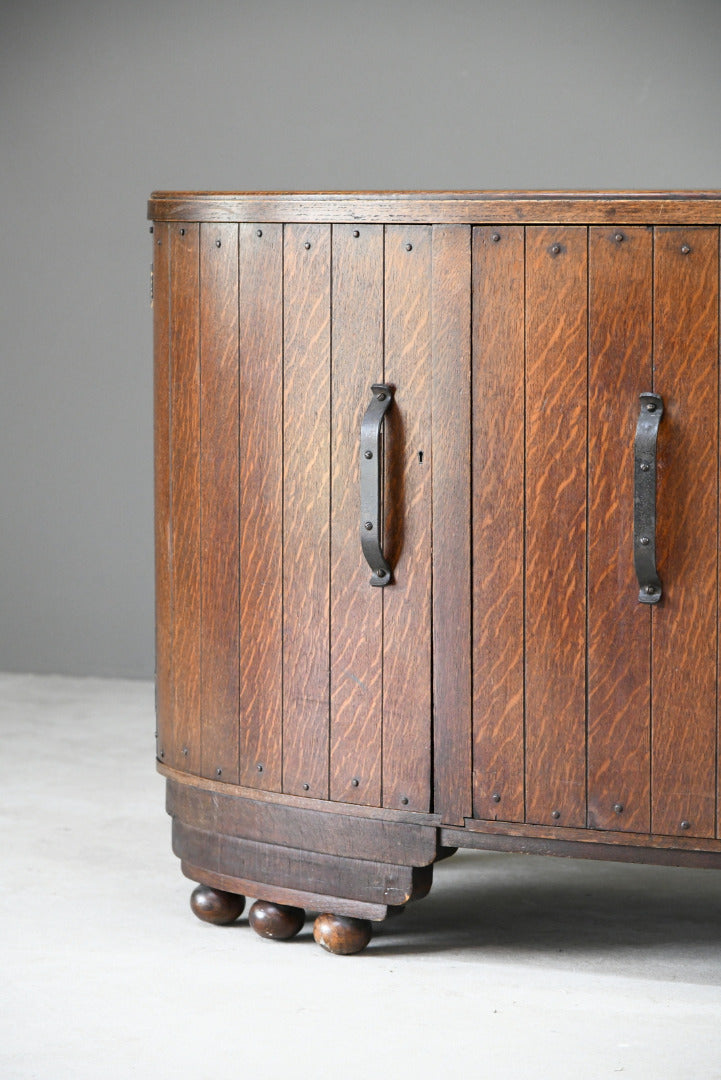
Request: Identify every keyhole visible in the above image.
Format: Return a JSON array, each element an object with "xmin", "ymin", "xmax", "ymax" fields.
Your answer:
[{"xmin": 418, "ymin": 450, "xmax": 424, "ymax": 464}]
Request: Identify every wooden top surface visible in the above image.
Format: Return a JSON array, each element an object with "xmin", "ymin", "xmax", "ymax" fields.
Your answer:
[{"xmin": 148, "ymin": 190, "xmax": 721, "ymax": 224}]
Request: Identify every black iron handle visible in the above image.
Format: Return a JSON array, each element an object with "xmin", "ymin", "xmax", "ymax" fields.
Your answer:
[
  {"xmin": 360, "ymin": 383, "xmax": 394, "ymax": 586},
  {"xmin": 634, "ymin": 391, "xmax": 664, "ymax": 604}
]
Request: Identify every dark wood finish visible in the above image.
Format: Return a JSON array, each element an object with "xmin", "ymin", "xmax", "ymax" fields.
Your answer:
[
  {"xmin": 238, "ymin": 223, "xmax": 284, "ymax": 791},
  {"xmin": 524, "ymin": 226, "xmax": 588, "ymax": 828},
  {"xmin": 586, "ymin": 226, "xmax": 653, "ymax": 832},
  {"xmin": 248, "ymin": 900, "xmax": 305, "ymax": 940},
  {"xmin": 382, "ymin": 225, "xmax": 432, "ymax": 812},
  {"xmin": 652, "ymin": 227, "xmax": 718, "ymax": 839},
  {"xmin": 153, "ymin": 223, "xmax": 173, "ymax": 767},
  {"xmin": 165, "ymin": 780, "xmax": 440, "ymax": 865},
  {"xmin": 173, "ymin": 821, "xmax": 432, "ymax": 907},
  {"xmin": 199, "ymin": 222, "xmax": 240, "ymax": 782},
  {"xmin": 313, "ymin": 913, "xmax": 373, "ymax": 955},
  {"xmin": 443, "ymin": 826, "xmax": 721, "ymax": 870},
  {"xmin": 329, "ymin": 224, "xmax": 384, "ymax": 806},
  {"xmin": 182, "ymin": 862, "xmax": 394, "ymax": 921},
  {"xmin": 190, "ymin": 884, "xmax": 245, "ymax": 924},
  {"xmin": 431, "ymin": 225, "xmax": 472, "ymax": 826},
  {"xmin": 282, "ymin": 223, "xmax": 332, "ymax": 798},
  {"xmin": 149, "ymin": 191, "xmax": 721, "ymax": 227},
  {"xmin": 471, "ymin": 225, "xmax": 526, "ymax": 824},
  {"xmin": 169, "ymin": 222, "xmax": 201, "ymax": 774}
]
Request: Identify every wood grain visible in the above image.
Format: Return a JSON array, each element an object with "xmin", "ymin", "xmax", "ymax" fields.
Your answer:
[
  {"xmin": 329, "ymin": 224, "xmax": 384, "ymax": 806},
  {"xmin": 652, "ymin": 226, "xmax": 718, "ymax": 838},
  {"xmin": 587, "ymin": 226, "xmax": 652, "ymax": 832},
  {"xmin": 524, "ymin": 226, "xmax": 588, "ymax": 828},
  {"xmin": 169, "ymin": 222, "xmax": 201, "ymax": 774},
  {"xmin": 282, "ymin": 223, "xmax": 332, "ymax": 799},
  {"xmin": 471, "ymin": 225, "xmax": 526, "ymax": 824},
  {"xmin": 431, "ymin": 224, "xmax": 472, "ymax": 826},
  {"xmin": 382, "ymin": 225, "xmax": 433, "ymax": 812},
  {"xmin": 237, "ymin": 223, "xmax": 284, "ymax": 790},
  {"xmin": 149, "ymin": 191, "xmax": 721, "ymax": 227},
  {"xmin": 199, "ymin": 222, "xmax": 239, "ymax": 782},
  {"xmin": 152, "ymin": 222, "xmax": 173, "ymax": 766}
]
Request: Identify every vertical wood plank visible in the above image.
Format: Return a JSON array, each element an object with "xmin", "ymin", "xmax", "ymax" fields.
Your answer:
[
  {"xmin": 653, "ymin": 226, "xmax": 718, "ymax": 839},
  {"xmin": 329, "ymin": 224, "xmax": 384, "ymax": 806},
  {"xmin": 587, "ymin": 227, "xmax": 652, "ymax": 832},
  {"xmin": 382, "ymin": 225, "xmax": 432, "ymax": 812},
  {"xmin": 283, "ymin": 223, "xmax": 331, "ymax": 799},
  {"xmin": 525, "ymin": 226, "xmax": 588, "ymax": 828},
  {"xmin": 432, "ymin": 224, "xmax": 472, "ymax": 825},
  {"xmin": 199, "ymin": 222, "xmax": 239, "ymax": 782},
  {"xmin": 153, "ymin": 222, "xmax": 173, "ymax": 766},
  {"xmin": 238, "ymin": 223, "xmax": 284, "ymax": 791},
  {"xmin": 471, "ymin": 225, "xmax": 526, "ymax": 824},
  {"xmin": 169, "ymin": 222, "xmax": 201, "ymax": 774}
]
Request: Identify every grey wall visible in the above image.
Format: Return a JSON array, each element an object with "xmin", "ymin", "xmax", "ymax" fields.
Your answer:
[{"xmin": 2, "ymin": 0, "xmax": 721, "ymax": 678}]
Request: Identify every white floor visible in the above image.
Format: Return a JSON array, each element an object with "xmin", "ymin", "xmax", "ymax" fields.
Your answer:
[{"xmin": 2, "ymin": 674, "xmax": 721, "ymax": 1079}]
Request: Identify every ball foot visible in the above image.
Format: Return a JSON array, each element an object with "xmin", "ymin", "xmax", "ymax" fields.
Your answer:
[
  {"xmin": 313, "ymin": 913, "xmax": 373, "ymax": 955},
  {"xmin": 190, "ymin": 884, "xmax": 245, "ymax": 925},
  {"xmin": 249, "ymin": 900, "xmax": 306, "ymax": 940}
]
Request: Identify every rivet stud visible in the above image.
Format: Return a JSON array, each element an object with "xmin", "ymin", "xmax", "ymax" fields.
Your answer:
[
  {"xmin": 681, "ymin": 244, "xmax": 691, "ymax": 255},
  {"xmin": 551, "ymin": 809, "xmax": 561, "ymax": 820},
  {"xmin": 491, "ymin": 793, "xmax": 501, "ymax": 804},
  {"xmin": 613, "ymin": 803, "xmax": 624, "ymax": 814},
  {"xmin": 351, "ymin": 778, "xmax": 360, "ymax": 787},
  {"xmin": 364, "ymin": 521, "xmax": 373, "ymax": 531},
  {"xmin": 639, "ymin": 536, "xmax": 650, "ymax": 546},
  {"xmin": 491, "ymin": 232, "xmax": 501, "ymax": 243},
  {"xmin": 364, "ymin": 450, "xmax": 373, "ymax": 459},
  {"xmin": 680, "ymin": 820, "xmax": 690, "ymax": 830}
]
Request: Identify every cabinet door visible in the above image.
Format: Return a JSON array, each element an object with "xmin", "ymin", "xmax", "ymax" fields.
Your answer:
[
  {"xmin": 157, "ymin": 221, "xmax": 459, "ymax": 813},
  {"xmin": 466, "ymin": 223, "xmax": 720, "ymax": 839}
]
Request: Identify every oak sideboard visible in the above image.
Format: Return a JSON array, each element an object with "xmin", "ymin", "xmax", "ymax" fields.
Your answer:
[{"xmin": 149, "ymin": 191, "xmax": 721, "ymax": 953}]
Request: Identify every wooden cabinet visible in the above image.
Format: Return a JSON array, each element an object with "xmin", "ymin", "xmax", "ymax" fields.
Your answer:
[{"xmin": 150, "ymin": 191, "xmax": 721, "ymax": 953}]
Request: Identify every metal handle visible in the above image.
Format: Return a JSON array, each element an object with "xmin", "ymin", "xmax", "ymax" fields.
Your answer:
[
  {"xmin": 634, "ymin": 391, "xmax": 664, "ymax": 604},
  {"xmin": 360, "ymin": 383, "xmax": 394, "ymax": 586}
]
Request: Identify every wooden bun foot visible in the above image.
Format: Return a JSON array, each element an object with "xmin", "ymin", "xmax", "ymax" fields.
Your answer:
[
  {"xmin": 190, "ymin": 884, "xmax": 246, "ymax": 925},
  {"xmin": 248, "ymin": 900, "xmax": 306, "ymax": 940},
  {"xmin": 313, "ymin": 913, "xmax": 373, "ymax": 955}
]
